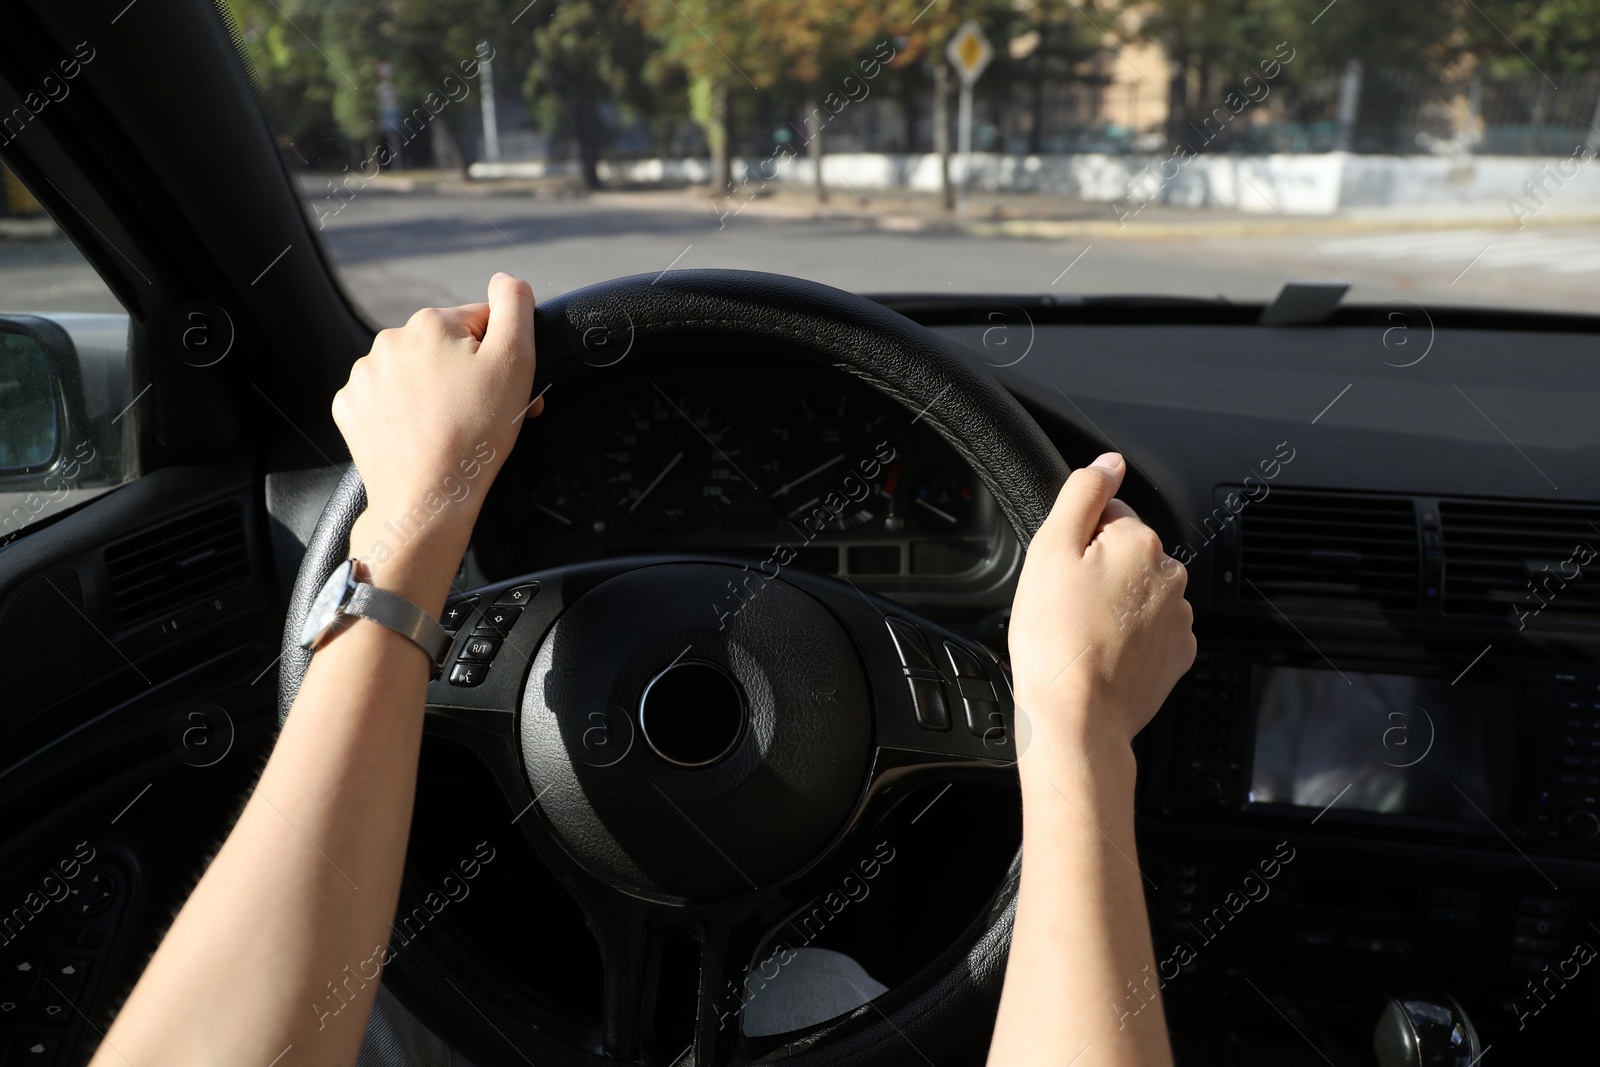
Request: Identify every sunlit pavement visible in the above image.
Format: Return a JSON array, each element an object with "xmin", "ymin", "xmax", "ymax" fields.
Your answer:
[
  {"xmin": 7, "ymin": 185, "xmax": 1600, "ymax": 324},
  {"xmin": 0, "ymin": 235, "xmax": 129, "ymax": 315}
]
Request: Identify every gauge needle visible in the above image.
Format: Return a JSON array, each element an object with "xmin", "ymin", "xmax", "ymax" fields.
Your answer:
[
  {"xmin": 787, "ymin": 496, "xmax": 821, "ymax": 520},
  {"xmin": 630, "ymin": 451, "xmax": 683, "ymax": 513},
  {"xmin": 914, "ymin": 497, "xmax": 959, "ymax": 525},
  {"xmin": 534, "ymin": 501, "xmax": 573, "ymax": 527},
  {"xmin": 773, "ymin": 453, "xmax": 845, "ymax": 498}
]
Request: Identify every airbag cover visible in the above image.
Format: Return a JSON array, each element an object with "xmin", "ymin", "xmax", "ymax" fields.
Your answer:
[{"xmin": 519, "ymin": 562, "xmax": 872, "ymax": 899}]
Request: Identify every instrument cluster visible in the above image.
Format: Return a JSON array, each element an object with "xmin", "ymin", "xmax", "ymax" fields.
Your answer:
[{"xmin": 474, "ymin": 365, "xmax": 1020, "ymax": 606}]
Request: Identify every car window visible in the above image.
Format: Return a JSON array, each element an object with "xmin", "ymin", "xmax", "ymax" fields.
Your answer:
[
  {"xmin": 222, "ymin": 0, "xmax": 1600, "ymax": 320},
  {"xmin": 0, "ymin": 163, "xmax": 136, "ymax": 543},
  {"xmin": 1, "ymin": 164, "xmax": 124, "ymax": 314}
]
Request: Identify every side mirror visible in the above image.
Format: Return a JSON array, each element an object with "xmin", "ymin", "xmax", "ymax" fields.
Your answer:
[
  {"xmin": 1, "ymin": 325, "xmax": 70, "ymax": 471},
  {"xmin": 0, "ymin": 314, "xmax": 128, "ymax": 540}
]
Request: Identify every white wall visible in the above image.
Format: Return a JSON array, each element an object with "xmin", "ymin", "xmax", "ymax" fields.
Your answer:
[{"xmin": 469, "ymin": 150, "xmax": 1600, "ymax": 217}]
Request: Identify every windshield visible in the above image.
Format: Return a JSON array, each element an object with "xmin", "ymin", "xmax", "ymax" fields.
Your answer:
[{"xmin": 222, "ymin": 0, "xmax": 1600, "ymax": 324}]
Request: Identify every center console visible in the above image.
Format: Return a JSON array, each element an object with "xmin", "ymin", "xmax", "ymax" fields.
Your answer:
[
  {"xmin": 1150, "ymin": 647, "xmax": 1600, "ymax": 851},
  {"xmin": 1138, "ymin": 646, "xmax": 1600, "ymax": 1061}
]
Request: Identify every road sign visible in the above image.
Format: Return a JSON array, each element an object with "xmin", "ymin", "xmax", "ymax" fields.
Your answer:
[
  {"xmin": 946, "ymin": 21, "xmax": 992, "ymax": 88},
  {"xmin": 946, "ymin": 22, "xmax": 991, "ymax": 216}
]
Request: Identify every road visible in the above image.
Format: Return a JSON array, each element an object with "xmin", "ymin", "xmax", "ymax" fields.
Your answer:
[
  {"xmin": 6, "ymin": 186, "xmax": 1600, "ymax": 325},
  {"xmin": 314, "ymin": 189, "xmax": 1600, "ymax": 326}
]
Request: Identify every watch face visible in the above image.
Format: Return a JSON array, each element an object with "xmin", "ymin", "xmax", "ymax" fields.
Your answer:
[{"xmin": 299, "ymin": 558, "xmax": 356, "ymax": 650}]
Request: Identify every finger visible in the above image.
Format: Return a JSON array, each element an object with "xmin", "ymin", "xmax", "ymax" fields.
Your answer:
[
  {"xmin": 447, "ymin": 302, "xmax": 490, "ymax": 342},
  {"xmin": 1092, "ymin": 499, "xmax": 1139, "ymax": 539},
  {"xmin": 1099, "ymin": 499, "xmax": 1138, "ymax": 525},
  {"xmin": 525, "ymin": 395, "xmax": 546, "ymax": 419},
  {"xmin": 1161, "ymin": 555, "xmax": 1191, "ymax": 594},
  {"xmin": 482, "ymin": 272, "xmax": 535, "ymax": 361},
  {"xmin": 404, "ymin": 304, "xmax": 484, "ymax": 341},
  {"xmin": 1050, "ymin": 452, "xmax": 1127, "ymax": 552}
]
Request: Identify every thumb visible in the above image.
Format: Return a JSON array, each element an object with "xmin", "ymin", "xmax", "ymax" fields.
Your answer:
[
  {"xmin": 1049, "ymin": 452, "xmax": 1126, "ymax": 553},
  {"xmin": 481, "ymin": 272, "xmax": 535, "ymax": 361}
]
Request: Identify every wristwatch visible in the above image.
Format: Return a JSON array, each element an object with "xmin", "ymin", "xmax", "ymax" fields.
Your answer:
[{"xmin": 298, "ymin": 558, "xmax": 453, "ymax": 678}]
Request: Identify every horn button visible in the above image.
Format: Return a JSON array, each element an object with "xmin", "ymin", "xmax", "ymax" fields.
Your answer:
[
  {"xmin": 639, "ymin": 660, "xmax": 747, "ymax": 768},
  {"xmin": 520, "ymin": 563, "xmax": 872, "ymax": 899}
]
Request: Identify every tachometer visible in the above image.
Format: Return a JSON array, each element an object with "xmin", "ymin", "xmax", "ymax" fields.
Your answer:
[
  {"xmin": 602, "ymin": 391, "xmax": 742, "ymax": 534},
  {"xmin": 762, "ymin": 392, "xmax": 897, "ymax": 532}
]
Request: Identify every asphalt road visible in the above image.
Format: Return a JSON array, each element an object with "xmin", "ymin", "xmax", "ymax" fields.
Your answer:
[
  {"xmin": 314, "ymin": 190, "xmax": 1600, "ymax": 326},
  {"xmin": 6, "ymin": 188, "xmax": 1600, "ymax": 325}
]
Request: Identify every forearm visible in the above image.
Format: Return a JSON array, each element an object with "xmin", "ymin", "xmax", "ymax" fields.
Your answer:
[
  {"xmin": 92, "ymin": 275, "xmax": 538, "ymax": 1066},
  {"xmin": 94, "ymin": 541, "xmax": 457, "ymax": 1067},
  {"xmin": 987, "ymin": 726, "xmax": 1173, "ymax": 1067}
]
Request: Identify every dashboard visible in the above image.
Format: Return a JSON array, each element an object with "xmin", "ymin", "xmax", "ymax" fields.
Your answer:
[
  {"xmin": 471, "ymin": 361, "xmax": 1022, "ymax": 620},
  {"xmin": 458, "ymin": 312, "xmax": 1600, "ymax": 1060}
]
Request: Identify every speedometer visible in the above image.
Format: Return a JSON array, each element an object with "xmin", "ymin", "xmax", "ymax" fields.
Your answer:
[{"xmin": 602, "ymin": 390, "xmax": 742, "ymax": 534}]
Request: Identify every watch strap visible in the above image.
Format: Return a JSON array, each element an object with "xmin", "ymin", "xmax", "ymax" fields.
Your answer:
[{"xmin": 346, "ymin": 581, "xmax": 453, "ymax": 676}]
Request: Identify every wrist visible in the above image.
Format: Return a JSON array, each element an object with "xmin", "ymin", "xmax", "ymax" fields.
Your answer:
[
  {"xmin": 1018, "ymin": 745, "xmax": 1138, "ymax": 832},
  {"xmin": 1016, "ymin": 701, "xmax": 1137, "ymax": 794},
  {"xmin": 351, "ymin": 494, "xmax": 475, "ymax": 548},
  {"xmin": 349, "ymin": 515, "xmax": 466, "ymax": 619}
]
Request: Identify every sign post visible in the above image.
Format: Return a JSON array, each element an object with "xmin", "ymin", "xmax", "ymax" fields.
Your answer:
[
  {"xmin": 946, "ymin": 21, "xmax": 992, "ymax": 217},
  {"xmin": 376, "ymin": 61, "xmax": 401, "ymax": 170},
  {"xmin": 479, "ymin": 44, "xmax": 502, "ymax": 164}
]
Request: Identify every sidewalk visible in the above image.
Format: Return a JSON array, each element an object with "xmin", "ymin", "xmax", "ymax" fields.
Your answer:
[
  {"xmin": 0, "ymin": 217, "xmax": 60, "ymax": 240},
  {"xmin": 595, "ymin": 184, "xmax": 1600, "ymax": 240},
  {"xmin": 296, "ymin": 168, "xmax": 1596, "ymax": 239}
]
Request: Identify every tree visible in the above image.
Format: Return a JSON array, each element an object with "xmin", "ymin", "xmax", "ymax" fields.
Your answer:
[
  {"xmin": 324, "ymin": 0, "xmax": 518, "ymax": 172},
  {"xmin": 522, "ymin": 1, "xmax": 661, "ymax": 190},
  {"xmin": 226, "ymin": 0, "xmax": 532, "ymax": 171},
  {"xmin": 221, "ymin": 0, "xmax": 342, "ymax": 165},
  {"xmin": 759, "ymin": 0, "xmax": 929, "ymax": 201},
  {"xmin": 623, "ymin": 0, "xmax": 794, "ymax": 195},
  {"xmin": 1112, "ymin": 0, "xmax": 1299, "ymax": 149},
  {"xmin": 1291, "ymin": 0, "xmax": 1459, "ymax": 152},
  {"xmin": 1009, "ymin": 0, "xmax": 1105, "ymax": 154},
  {"xmin": 1289, "ymin": 0, "xmax": 1457, "ymax": 72},
  {"xmin": 1476, "ymin": 0, "xmax": 1600, "ymax": 76},
  {"xmin": 1113, "ymin": 0, "xmax": 1460, "ymax": 151}
]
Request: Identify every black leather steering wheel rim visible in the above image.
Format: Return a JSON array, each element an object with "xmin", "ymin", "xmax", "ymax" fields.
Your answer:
[{"xmin": 278, "ymin": 269, "xmax": 1070, "ymax": 1065}]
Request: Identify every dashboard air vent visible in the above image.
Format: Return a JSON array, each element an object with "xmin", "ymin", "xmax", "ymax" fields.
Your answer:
[
  {"xmin": 1237, "ymin": 490, "xmax": 1419, "ymax": 611},
  {"xmin": 1439, "ymin": 500, "xmax": 1600, "ymax": 622},
  {"xmin": 105, "ymin": 502, "xmax": 250, "ymax": 626}
]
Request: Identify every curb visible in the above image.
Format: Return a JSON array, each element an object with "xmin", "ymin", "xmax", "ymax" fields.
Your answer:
[{"xmin": 0, "ymin": 218, "xmax": 60, "ymax": 240}]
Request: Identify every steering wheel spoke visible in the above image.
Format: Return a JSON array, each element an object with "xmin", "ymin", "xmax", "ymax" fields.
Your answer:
[
  {"xmin": 419, "ymin": 697, "xmax": 528, "ymax": 791},
  {"xmin": 779, "ymin": 570, "xmax": 1019, "ymax": 776},
  {"xmin": 587, "ymin": 897, "xmax": 666, "ymax": 1061},
  {"xmin": 688, "ymin": 907, "xmax": 783, "ymax": 1067}
]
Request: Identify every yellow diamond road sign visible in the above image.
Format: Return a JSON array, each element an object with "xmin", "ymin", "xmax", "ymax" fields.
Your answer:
[{"xmin": 947, "ymin": 21, "xmax": 992, "ymax": 86}]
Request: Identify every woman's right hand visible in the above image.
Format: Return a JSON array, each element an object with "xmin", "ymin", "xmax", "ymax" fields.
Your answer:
[{"xmin": 1007, "ymin": 452, "xmax": 1196, "ymax": 766}]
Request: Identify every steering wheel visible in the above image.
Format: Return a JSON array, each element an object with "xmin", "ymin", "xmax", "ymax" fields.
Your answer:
[{"xmin": 279, "ymin": 270, "xmax": 1070, "ymax": 1066}]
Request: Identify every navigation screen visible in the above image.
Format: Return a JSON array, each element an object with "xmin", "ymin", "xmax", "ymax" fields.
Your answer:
[{"xmin": 1248, "ymin": 667, "xmax": 1516, "ymax": 821}]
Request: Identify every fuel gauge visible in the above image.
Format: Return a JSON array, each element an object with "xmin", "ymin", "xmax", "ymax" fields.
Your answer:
[
  {"xmin": 530, "ymin": 469, "xmax": 596, "ymax": 534},
  {"xmin": 910, "ymin": 466, "xmax": 976, "ymax": 534}
]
